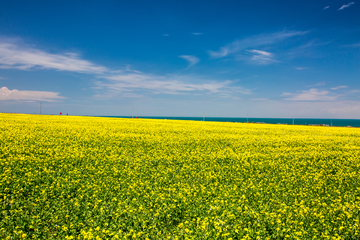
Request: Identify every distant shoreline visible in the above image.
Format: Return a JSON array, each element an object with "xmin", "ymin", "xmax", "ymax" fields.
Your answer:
[
  {"xmin": 98, "ymin": 115, "xmax": 360, "ymax": 127},
  {"xmin": 1, "ymin": 113, "xmax": 359, "ymax": 127}
]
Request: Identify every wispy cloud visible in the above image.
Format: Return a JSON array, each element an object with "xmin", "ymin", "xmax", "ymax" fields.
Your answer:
[
  {"xmin": 178, "ymin": 55, "xmax": 200, "ymax": 67},
  {"xmin": 296, "ymin": 67, "xmax": 308, "ymax": 70},
  {"xmin": 331, "ymin": 85, "xmax": 347, "ymax": 90},
  {"xmin": 0, "ymin": 76, "xmax": 6, "ymax": 79},
  {"xmin": 98, "ymin": 73, "xmax": 227, "ymax": 94},
  {"xmin": 286, "ymin": 40, "xmax": 332, "ymax": 60},
  {"xmin": 208, "ymin": 30, "xmax": 308, "ymax": 58},
  {"xmin": 343, "ymin": 43, "xmax": 360, "ymax": 47},
  {"xmin": 338, "ymin": 2, "xmax": 355, "ymax": 10},
  {"xmin": 312, "ymin": 81, "xmax": 326, "ymax": 87},
  {"xmin": 0, "ymin": 86, "xmax": 66, "ymax": 102},
  {"xmin": 0, "ymin": 39, "xmax": 250, "ymax": 100},
  {"xmin": 0, "ymin": 41, "xmax": 107, "ymax": 74},
  {"xmin": 191, "ymin": 32, "xmax": 204, "ymax": 36},
  {"xmin": 248, "ymin": 50, "xmax": 272, "ymax": 56},
  {"xmin": 322, "ymin": 6, "xmax": 330, "ymax": 10},
  {"xmin": 282, "ymin": 88, "xmax": 337, "ymax": 101},
  {"xmin": 247, "ymin": 49, "xmax": 276, "ymax": 64},
  {"xmin": 162, "ymin": 34, "xmax": 170, "ymax": 37},
  {"xmin": 94, "ymin": 70, "xmax": 252, "ymax": 97}
]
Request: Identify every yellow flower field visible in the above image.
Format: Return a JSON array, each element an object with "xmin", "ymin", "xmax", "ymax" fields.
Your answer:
[{"xmin": 0, "ymin": 113, "xmax": 359, "ymax": 239}]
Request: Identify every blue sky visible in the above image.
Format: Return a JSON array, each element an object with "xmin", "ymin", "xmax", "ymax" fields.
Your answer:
[{"xmin": 0, "ymin": 0, "xmax": 359, "ymax": 118}]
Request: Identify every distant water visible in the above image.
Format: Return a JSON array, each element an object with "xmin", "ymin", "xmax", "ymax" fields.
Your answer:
[{"xmin": 100, "ymin": 116, "xmax": 360, "ymax": 127}]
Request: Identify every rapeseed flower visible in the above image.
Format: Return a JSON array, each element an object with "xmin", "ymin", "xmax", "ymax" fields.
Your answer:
[{"xmin": 0, "ymin": 113, "xmax": 359, "ymax": 239}]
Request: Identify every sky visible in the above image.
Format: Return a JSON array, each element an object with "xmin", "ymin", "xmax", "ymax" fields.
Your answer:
[{"xmin": 0, "ymin": 0, "xmax": 359, "ymax": 118}]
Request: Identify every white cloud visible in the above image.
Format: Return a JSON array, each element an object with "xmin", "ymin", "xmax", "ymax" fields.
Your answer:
[
  {"xmin": 312, "ymin": 82, "xmax": 326, "ymax": 87},
  {"xmin": 94, "ymin": 70, "xmax": 252, "ymax": 97},
  {"xmin": 296, "ymin": 67, "xmax": 308, "ymax": 70},
  {"xmin": 178, "ymin": 55, "xmax": 200, "ymax": 67},
  {"xmin": 98, "ymin": 73, "xmax": 226, "ymax": 94},
  {"xmin": 0, "ymin": 41, "xmax": 107, "ymax": 74},
  {"xmin": 322, "ymin": 6, "xmax": 330, "ymax": 10},
  {"xmin": 208, "ymin": 30, "xmax": 308, "ymax": 58},
  {"xmin": 191, "ymin": 33, "xmax": 204, "ymax": 35},
  {"xmin": 0, "ymin": 86, "xmax": 66, "ymax": 102},
  {"xmin": 0, "ymin": 39, "xmax": 250, "ymax": 100},
  {"xmin": 247, "ymin": 49, "xmax": 276, "ymax": 64},
  {"xmin": 331, "ymin": 85, "xmax": 348, "ymax": 90},
  {"xmin": 283, "ymin": 88, "xmax": 337, "ymax": 101},
  {"xmin": 338, "ymin": 2, "xmax": 355, "ymax": 10},
  {"xmin": 256, "ymin": 100, "xmax": 360, "ymax": 118},
  {"xmin": 248, "ymin": 50, "xmax": 272, "ymax": 56}
]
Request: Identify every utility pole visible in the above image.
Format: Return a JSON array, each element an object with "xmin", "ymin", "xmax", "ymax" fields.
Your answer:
[
  {"xmin": 132, "ymin": 107, "xmax": 134, "ymax": 119},
  {"xmin": 203, "ymin": 112, "xmax": 205, "ymax": 121},
  {"xmin": 247, "ymin": 114, "xmax": 248, "ymax": 123},
  {"xmin": 331, "ymin": 119, "xmax": 333, "ymax": 127},
  {"xmin": 40, "ymin": 102, "xmax": 42, "ymax": 115}
]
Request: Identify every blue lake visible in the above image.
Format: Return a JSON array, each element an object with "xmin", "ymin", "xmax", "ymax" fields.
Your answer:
[{"xmin": 99, "ymin": 116, "xmax": 360, "ymax": 127}]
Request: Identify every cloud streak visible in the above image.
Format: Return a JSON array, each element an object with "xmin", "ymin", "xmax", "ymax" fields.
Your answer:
[
  {"xmin": 338, "ymin": 2, "xmax": 355, "ymax": 10},
  {"xmin": 95, "ymin": 71, "xmax": 252, "ymax": 97},
  {"xmin": 343, "ymin": 43, "xmax": 360, "ymax": 48},
  {"xmin": 0, "ymin": 86, "xmax": 66, "ymax": 102},
  {"xmin": 331, "ymin": 86, "xmax": 347, "ymax": 90},
  {"xmin": 0, "ymin": 41, "xmax": 107, "ymax": 74},
  {"xmin": 247, "ymin": 49, "xmax": 276, "ymax": 64},
  {"xmin": 178, "ymin": 55, "xmax": 200, "ymax": 67},
  {"xmin": 0, "ymin": 39, "xmax": 251, "ymax": 100},
  {"xmin": 282, "ymin": 88, "xmax": 337, "ymax": 101},
  {"xmin": 208, "ymin": 30, "xmax": 308, "ymax": 58}
]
